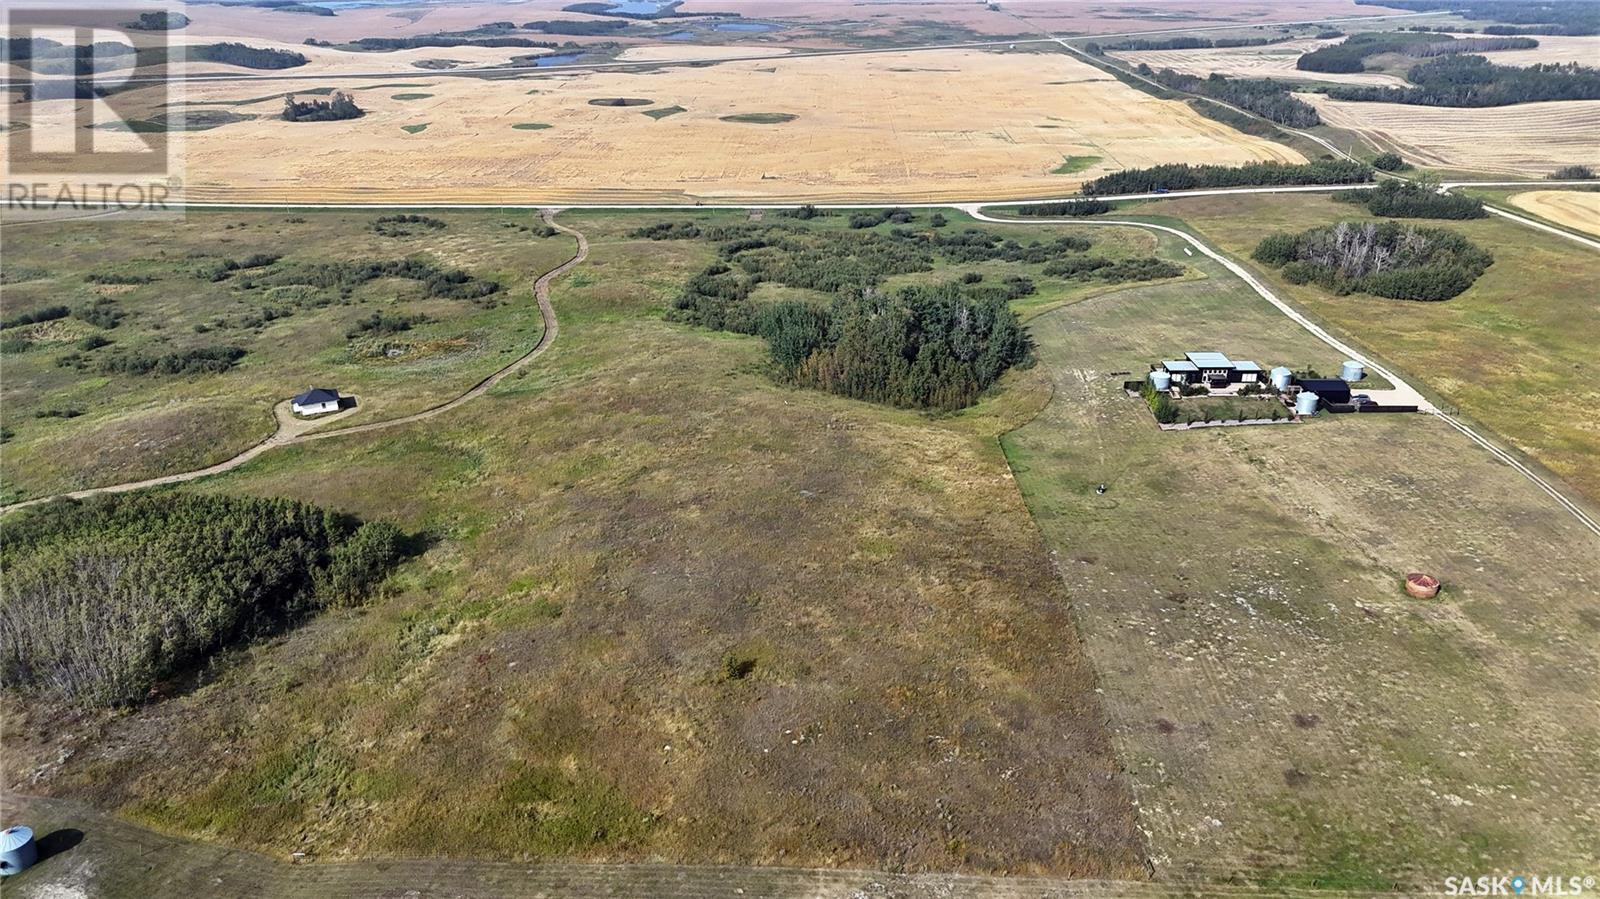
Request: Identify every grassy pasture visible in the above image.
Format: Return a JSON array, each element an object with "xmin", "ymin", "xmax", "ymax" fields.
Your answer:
[
  {"xmin": 0, "ymin": 213, "xmax": 571, "ymax": 501},
  {"xmin": 1003, "ymin": 242, "xmax": 1600, "ymax": 890},
  {"xmin": 1, "ymin": 210, "xmax": 1167, "ymax": 876},
  {"xmin": 1122, "ymin": 192, "xmax": 1600, "ymax": 506}
]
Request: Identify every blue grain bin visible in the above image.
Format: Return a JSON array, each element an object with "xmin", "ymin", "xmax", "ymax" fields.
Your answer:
[
  {"xmin": 0, "ymin": 826, "xmax": 37, "ymax": 876},
  {"xmin": 1295, "ymin": 391, "xmax": 1320, "ymax": 416},
  {"xmin": 1149, "ymin": 370, "xmax": 1172, "ymax": 391},
  {"xmin": 1341, "ymin": 360, "xmax": 1365, "ymax": 382},
  {"xmin": 1270, "ymin": 366, "xmax": 1292, "ymax": 391}
]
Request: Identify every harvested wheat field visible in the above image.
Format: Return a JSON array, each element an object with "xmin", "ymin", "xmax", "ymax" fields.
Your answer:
[
  {"xmin": 1479, "ymin": 34, "xmax": 1600, "ymax": 68},
  {"xmin": 129, "ymin": 48, "xmax": 1302, "ymax": 204},
  {"xmin": 1509, "ymin": 189, "xmax": 1600, "ymax": 236},
  {"xmin": 1112, "ymin": 39, "xmax": 1408, "ymax": 87},
  {"xmin": 1306, "ymin": 95, "xmax": 1600, "ymax": 176}
]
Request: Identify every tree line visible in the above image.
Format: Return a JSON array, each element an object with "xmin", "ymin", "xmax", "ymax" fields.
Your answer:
[
  {"xmin": 1138, "ymin": 66, "xmax": 1321, "ymax": 127},
  {"xmin": 1325, "ymin": 55, "xmax": 1600, "ymax": 107},
  {"xmin": 0, "ymin": 491, "xmax": 407, "ymax": 707},
  {"xmin": 1298, "ymin": 31, "xmax": 1538, "ymax": 74},
  {"xmin": 1331, "ymin": 180, "xmax": 1486, "ymax": 219},
  {"xmin": 1080, "ymin": 160, "xmax": 1373, "ymax": 195},
  {"xmin": 1353, "ymin": 0, "xmax": 1600, "ymax": 36},
  {"xmin": 1252, "ymin": 220, "xmax": 1493, "ymax": 300},
  {"xmin": 1015, "ymin": 199, "xmax": 1116, "ymax": 216}
]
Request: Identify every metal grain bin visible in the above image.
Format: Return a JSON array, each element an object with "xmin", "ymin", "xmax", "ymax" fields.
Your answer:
[
  {"xmin": 0, "ymin": 826, "xmax": 36, "ymax": 876},
  {"xmin": 1270, "ymin": 366, "xmax": 1292, "ymax": 391},
  {"xmin": 1295, "ymin": 392, "xmax": 1320, "ymax": 416},
  {"xmin": 1341, "ymin": 360, "xmax": 1365, "ymax": 382},
  {"xmin": 1149, "ymin": 370, "xmax": 1172, "ymax": 391}
]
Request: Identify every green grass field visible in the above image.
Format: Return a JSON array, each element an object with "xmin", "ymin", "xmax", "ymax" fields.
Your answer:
[
  {"xmin": 0, "ymin": 213, "xmax": 571, "ymax": 501},
  {"xmin": 1003, "ymin": 236, "xmax": 1600, "ymax": 890},
  {"xmin": 1122, "ymin": 192, "xmax": 1600, "ymax": 505}
]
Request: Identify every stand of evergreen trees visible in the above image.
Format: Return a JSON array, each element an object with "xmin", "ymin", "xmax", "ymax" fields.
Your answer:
[
  {"xmin": 1326, "ymin": 55, "xmax": 1600, "ymax": 106},
  {"xmin": 1332, "ymin": 180, "xmax": 1486, "ymax": 219},
  {"xmin": 0, "ymin": 492, "xmax": 407, "ymax": 707},
  {"xmin": 1080, "ymin": 160, "xmax": 1372, "ymax": 195},
  {"xmin": 1138, "ymin": 66, "xmax": 1322, "ymax": 127},
  {"xmin": 1252, "ymin": 220, "xmax": 1493, "ymax": 300},
  {"xmin": 282, "ymin": 90, "xmax": 364, "ymax": 121}
]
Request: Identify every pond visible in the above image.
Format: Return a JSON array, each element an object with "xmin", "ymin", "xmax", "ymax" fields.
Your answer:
[
  {"xmin": 711, "ymin": 21, "xmax": 781, "ymax": 32},
  {"xmin": 606, "ymin": 1, "xmax": 671, "ymax": 14},
  {"xmin": 661, "ymin": 30, "xmax": 696, "ymax": 41},
  {"xmin": 533, "ymin": 53, "xmax": 584, "ymax": 67}
]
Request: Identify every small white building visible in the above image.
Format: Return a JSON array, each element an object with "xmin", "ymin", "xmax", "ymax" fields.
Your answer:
[{"xmin": 291, "ymin": 387, "xmax": 342, "ymax": 416}]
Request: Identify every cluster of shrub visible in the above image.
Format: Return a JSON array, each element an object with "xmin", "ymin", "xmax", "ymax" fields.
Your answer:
[
  {"xmin": 1137, "ymin": 66, "xmax": 1321, "ymax": 127},
  {"xmin": 1015, "ymin": 199, "xmax": 1115, "ymax": 216},
  {"xmin": 249, "ymin": 257, "xmax": 500, "ymax": 302},
  {"xmin": 1551, "ymin": 164, "xmax": 1596, "ymax": 179},
  {"xmin": 282, "ymin": 91, "xmax": 364, "ymax": 122},
  {"xmin": 1297, "ymin": 31, "xmax": 1537, "ymax": 74},
  {"xmin": 1080, "ymin": 159, "xmax": 1373, "ymax": 195},
  {"xmin": 76, "ymin": 344, "xmax": 247, "ymax": 376},
  {"xmin": 849, "ymin": 208, "xmax": 917, "ymax": 229},
  {"xmin": 347, "ymin": 311, "xmax": 431, "ymax": 338},
  {"xmin": 2, "ymin": 299, "xmax": 124, "ymax": 333},
  {"xmin": 1352, "ymin": 0, "xmax": 1600, "ymax": 36},
  {"xmin": 373, "ymin": 214, "xmax": 447, "ymax": 237},
  {"xmin": 0, "ymin": 492, "xmax": 406, "ymax": 707},
  {"xmin": 1332, "ymin": 180, "xmax": 1486, "ymax": 219},
  {"xmin": 198, "ymin": 253, "xmax": 281, "ymax": 282},
  {"xmin": 1042, "ymin": 256, "xmax": 1185, "ymax": 282},
  {"xmin": 1325, "ymin": 54, "xmax": 1600, "ymax": 107},
  {"xmin": 1372, "ymin": 151, "xmax": 1410, "ymax": 172},
  {"xmin": 1252, "ymin": 220, "xmax": 1493, "ymax": 300}
]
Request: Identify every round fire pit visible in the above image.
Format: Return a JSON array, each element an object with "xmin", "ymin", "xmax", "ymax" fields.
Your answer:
[{"xmin": 1404, "ymin": 572, "xmax": 1441, "ymax": 599}]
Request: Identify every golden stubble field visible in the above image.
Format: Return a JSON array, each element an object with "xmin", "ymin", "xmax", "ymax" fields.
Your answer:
[
  {"xmin": 1305, "ymin": 95, "xmax": 1600, "ymax": 175},
  {"xmin": 1509, "ymin": 189, "xmax": 1600, "ymax": 236},
  {"xmin": 1112, "ymin": 38, "xmax": 1408, "ymax": 87},
  {"xmin": 57, "ymin": 48, "xmax": 1304, "ymax": 204}
]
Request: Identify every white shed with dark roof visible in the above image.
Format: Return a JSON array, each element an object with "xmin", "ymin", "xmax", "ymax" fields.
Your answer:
[{"xmin": 291, "ymin": 387, "xmax": 342, "ymax": 416}]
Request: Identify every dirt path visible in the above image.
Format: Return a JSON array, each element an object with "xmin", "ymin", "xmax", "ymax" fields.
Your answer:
[
  {"xmin": 0, "ymin": 792, "xmax": 1378, "ymax": 899},
  {"xmin": 0, "ymin": 211, "xmax": 585, "ymax": 514}
]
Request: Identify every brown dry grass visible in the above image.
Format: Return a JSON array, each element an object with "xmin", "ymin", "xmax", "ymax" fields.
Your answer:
[
  {"xmin": 1, "ymin": 210, "xmax": 1151, "ymax": 876},
  {"xmin": 1508, "ymin": 189, "xmax": 1600, "ymax": 236},
  {"xmin": 30, "ymin": 48, "xmax": 1301, "ymax": 204},
  {"xmin": 1304, "ymin": 95, "xmax": 1600, "ymax": 176}
]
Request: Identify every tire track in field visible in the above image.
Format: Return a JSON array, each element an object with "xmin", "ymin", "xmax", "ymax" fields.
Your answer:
[{"xmin": 0, "ymin": 211, "xmax": 586, "ymax": 514}]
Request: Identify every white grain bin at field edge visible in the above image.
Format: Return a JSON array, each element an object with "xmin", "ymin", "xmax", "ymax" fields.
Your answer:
[
  {"xmin": 1270, "ymin": 366, "xmax": 1292, "ymax": 391},
  {"xmin": 1149, "ymin": 370, "xmax": 1172, "ymax": 391},
  {"xmin": 0, "ymin": 825, "xmax": 37, "ymax": 876},
  {"xmin": 1295, "ymin": 392, "xmax": 1320, "ymax": 416},
  {"xmin": 1341, "ymin": 360, "xmax": 1365, "ymax": 381}
]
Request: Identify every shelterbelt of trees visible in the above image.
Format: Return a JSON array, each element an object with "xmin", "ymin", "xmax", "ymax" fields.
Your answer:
[
  {"xmin": 0, "ymin": 492, "xmax": 409, "ymax": 708},
  {"xmin": 1353, "ymin": 0, "xmax": 1600, "ymax": 36},
  {"xmin": 1253, "ymin": 220, "xmax": 1493, "ymax": 300},
  {"xmin": 1325, "ymin": 54, "xmax": 1600, "ymax": 107},
  {"xmin": 1079, "ymin": 160, "xmax": 1373, "ymax": 195},
  {"xmin": 1137, "ymin": 66, "xmax": 1322, "ymax": 127}
]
